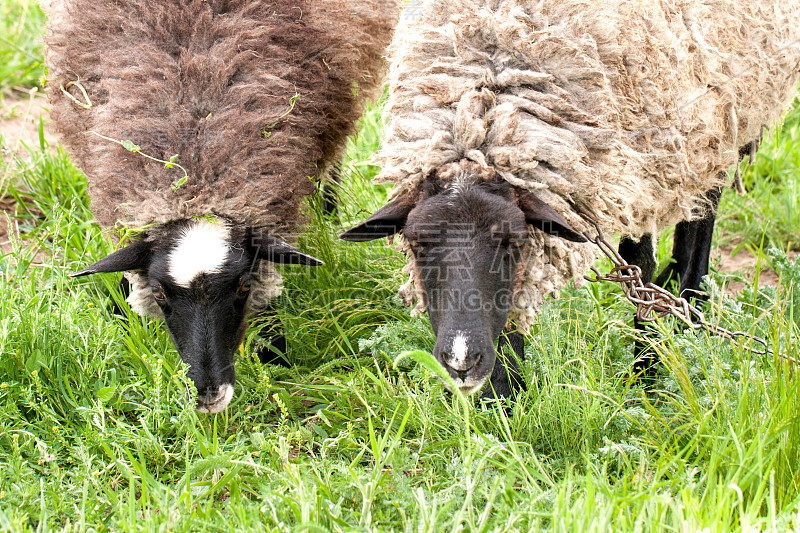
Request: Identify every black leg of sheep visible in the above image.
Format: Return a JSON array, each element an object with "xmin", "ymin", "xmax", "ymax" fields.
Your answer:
[
  {"xmin": 252, "ymin": 306, "xmax": 291, "ymax": 368},
  {"xmin": 481, "ymin": 325, "xmax": 527, "ymax": 400},
  {"xmin": 619, "ymin": 185, "xmax": 723, "ymax": 386},
  {"xmin": 655, "ymin": 186, "xmax": 723, "ymax": 301},
  {"xmin": 618, "ymin": 234, "xmax": 659, "ymax": 385},
  {"xmin": 321, "ymin": 166, "xmax": 342, "ymax": 220},
  {"xmin": 111, "ymin": 276, "xmax": 131, "ymax": 318}
]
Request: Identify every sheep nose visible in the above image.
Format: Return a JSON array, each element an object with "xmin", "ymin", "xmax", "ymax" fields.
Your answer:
[
  {"xmin": 197, "ymin": 388, "xmax": 221, "ymax": 404},
  {"xmin": 439, "ymin": 349, "xmax": 482, "ymax": 377},
  {"xmin": 196, "ymin": 384, "xmax": 234, "ymax": 413}
]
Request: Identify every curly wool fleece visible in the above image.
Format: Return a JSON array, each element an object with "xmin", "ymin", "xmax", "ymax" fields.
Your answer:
[
  {"xmin": 45, "ymin": 0, "xmax": 399, "ymax": 318},
  {"xmin": 379, "ymin": 0, "xmax": 800, "ymax": 331}
]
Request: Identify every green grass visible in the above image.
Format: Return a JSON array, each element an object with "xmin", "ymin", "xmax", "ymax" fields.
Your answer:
[
  {"xmin": 1, "ymin": 4, "xmax": 800, "ymax": 531},
  {"xmin": 717, "ymin": 93, "xmax": 800, "ymax": 252},
  {"xmin": 0, "ymin": 0, "xmax": 45, "ymax": 97}
]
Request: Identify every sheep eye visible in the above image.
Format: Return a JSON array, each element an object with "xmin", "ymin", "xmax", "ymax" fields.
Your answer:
[
  {"xmin": 511, "ymin": 239, "xmax": 526, "ymax": 249},
  {"xmin": 237, "ymin": 276, "xmax": 252, "ymax": 298},
  {"xmin": 151, "ymin": 284, "xmax": 166, "ymax": 304}
]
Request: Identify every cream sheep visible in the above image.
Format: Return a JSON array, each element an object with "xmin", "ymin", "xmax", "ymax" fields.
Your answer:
[{"xmin": 342, "ymin": 0, "xmax": 800, "ymax": 397}]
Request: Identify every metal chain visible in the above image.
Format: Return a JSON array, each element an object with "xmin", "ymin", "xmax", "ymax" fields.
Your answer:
[{"xmin": 582, "ymin": 225, "xmax": 799, "ymax": 365}]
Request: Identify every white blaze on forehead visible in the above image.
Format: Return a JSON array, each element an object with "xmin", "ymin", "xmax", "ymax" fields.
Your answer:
[
  {"xmin": 169, "ymin": 220, "xmax": 231, "ymax": 288},
  {"xmin": 451, "ymin": 333, "xmax": 469, "ymax": 368}
]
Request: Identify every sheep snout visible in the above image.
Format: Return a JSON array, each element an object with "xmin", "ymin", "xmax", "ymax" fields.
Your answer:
[
  {"xmin": 433, "ymin": 331, "xmax": 495, "ymax": 395},
  {"xmin": 196, "ymin": 384, "xmax": 235, "ymax": 414}
]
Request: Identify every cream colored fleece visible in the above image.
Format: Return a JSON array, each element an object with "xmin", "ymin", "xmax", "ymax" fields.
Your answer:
[{"xmin": 381, "ymin": 0, "xmax": 800, "ymax": 330}]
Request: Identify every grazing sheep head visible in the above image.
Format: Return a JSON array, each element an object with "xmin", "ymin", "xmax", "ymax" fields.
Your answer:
[
  {"xmin": 341, "ymin": 178, "xmax": 586, "ymax": 395},
  {"xmin": 71, "ymin": 218, "xmax": 322, "ymax": 413}
]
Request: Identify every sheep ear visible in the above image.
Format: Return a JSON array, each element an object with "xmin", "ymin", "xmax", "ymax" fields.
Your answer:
[
  {"xmin": 339, "ymin": 196, "xmax": 415, "ymax": 242},
  {"xmin": 518, "ymin": 192, "xmax": 587, "ymax": 243},
  {"xmin": 69, "ymin": 239, "xmax": 152, "ymax": 277},
  {"xmin": 250, "ymin": 232, "xmax": 324, "ymax": 266}
]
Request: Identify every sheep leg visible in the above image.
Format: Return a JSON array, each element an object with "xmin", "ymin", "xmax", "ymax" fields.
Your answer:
[
  {"xmin": 618, "ymin": 234, "xmax": 658, "ymax": 385},
  {"xmin": 253, "ymin": 306, "xmax": 291, "ymax": 367},
  {"xmin": 619, "ymin": 186, "xmax": 721, "ymax": 384},
  {"xmin": 653, "ymin": 221, "xmax": 694, "ymax": 290},
  {"xmin": 654, "ymin": 185, "xmax": 722, "ymax": 300},
  {"xmin": 675, "ymin": 186, "xmax": 722, "ymax": 301},
  {"xmin": 321, "ymin": 165, "xmax": 342, "ymax": 219},
  {"xmin": 481, "ymin": 326, "xmax": 527, "ymax": 400}
]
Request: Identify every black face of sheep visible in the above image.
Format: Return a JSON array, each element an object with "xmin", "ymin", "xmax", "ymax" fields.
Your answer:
[
  {"xmin": 71, "ymin": 219, "xmax": 322, "ymax": 413},
  {"xmin": 341, "ymin": 179, "xmax": 586, "ymax": 396}
]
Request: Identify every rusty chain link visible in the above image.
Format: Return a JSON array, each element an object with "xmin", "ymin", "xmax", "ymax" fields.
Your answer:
[{"xmin": 582, "ymin": 224, "xmax": 799, "ymax": 365}]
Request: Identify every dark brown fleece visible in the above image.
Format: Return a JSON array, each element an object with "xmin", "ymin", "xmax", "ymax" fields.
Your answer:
[{"xmin": 46, "ymin": 0, "xmax": 398, "ymax": 233}]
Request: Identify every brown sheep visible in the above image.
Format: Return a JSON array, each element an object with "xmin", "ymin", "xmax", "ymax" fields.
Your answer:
[{"xmin": 45, "ymin": 0, "xmax": 399, "ymax": 413}]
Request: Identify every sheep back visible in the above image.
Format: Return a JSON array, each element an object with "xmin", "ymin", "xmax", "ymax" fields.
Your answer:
[{"xmin": 46, "ymin": 0, "xmax": 399, "ymax": 233}]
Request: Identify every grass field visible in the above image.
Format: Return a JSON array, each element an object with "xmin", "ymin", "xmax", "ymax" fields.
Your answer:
[{"xmin": 1, "ymin": 2, "xmax": 799, "ymax": 531}]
